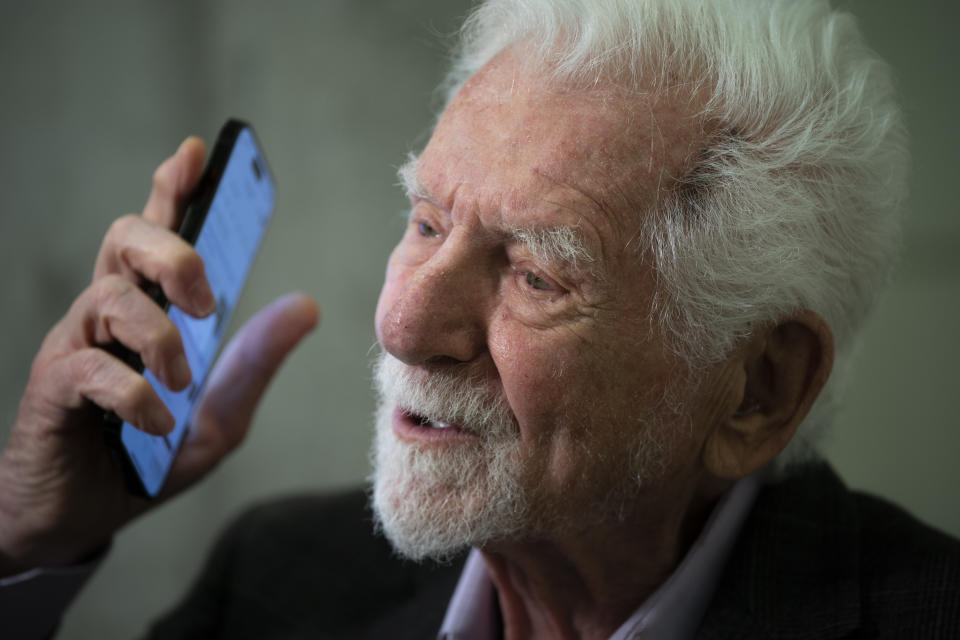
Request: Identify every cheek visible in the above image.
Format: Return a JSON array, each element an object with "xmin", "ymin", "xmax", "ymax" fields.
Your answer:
[
  {"xmin": 493, "ymin": 321, "xmax": 674, "ymax": 437},
  {"xmin": 490, "ymin": 323, "xmax": 606, "ymax": 437}
]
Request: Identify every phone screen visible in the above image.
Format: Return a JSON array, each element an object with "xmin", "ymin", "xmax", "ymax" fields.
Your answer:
[{"xmin": 119, "ymin": 125, "xmax": 275, "ymax": 497}]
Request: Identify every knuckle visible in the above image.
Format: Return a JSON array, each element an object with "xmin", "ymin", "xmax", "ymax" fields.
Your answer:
[
  {"xmin": 105, "ymin": 213, "xmax": 139, "ymax": 242},
  {"xmin": 143, "ymin": 321, "xmax": 181, "ymax": 359},
  {"xmin": 91, "ymin": 274, "xmax": 134, "ymax": 308},
  {"xmin": 70, "ymin": 348, "xmax": 108, "ymax": 385},
  {"xmin": 140, "ymin": 325, "xmax": 165, "ymax": 349},
  {"xmin": 176, "ymin": 244, "xmax": 204, "ymax": 275},
  {"xmin": 116, "ymin": 376, "xmax": 155, "ymax": 418},
  {"xmin": 99, "ymin": 215, "xmax": 141, "ymax": 277},
  {"xmin": 129, "ymin": 375, "xmax": 155, "ymax": 407},
  {"xmin": 27, "ymin": 348, "xmax": 53, "ymax": 382},
  {"xmin": 159, "ymin": 244, "xmax": 205, "ymax": 286}
]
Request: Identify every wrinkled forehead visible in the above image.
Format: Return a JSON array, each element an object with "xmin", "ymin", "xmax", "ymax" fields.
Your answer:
[{"xmin": 429, "ymin": 48, "xmax": 707, "ymax": 216}]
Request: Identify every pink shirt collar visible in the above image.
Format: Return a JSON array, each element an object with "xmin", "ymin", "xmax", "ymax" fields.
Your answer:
[{"xmin": 438, "ymin": 472, "xmax": 762, "ymax": 639}]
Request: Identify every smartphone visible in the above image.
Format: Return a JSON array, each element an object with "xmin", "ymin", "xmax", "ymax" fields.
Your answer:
[{"xmin": 103, "ymin": 119, "xmax": 276, "ymax": 498}]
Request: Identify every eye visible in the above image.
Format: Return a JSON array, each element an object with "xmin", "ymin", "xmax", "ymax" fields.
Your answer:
[
  {"xmin": 418, "ymin": 221, "xmax": 440, "ymax": 238},
  {"xmin": 524, "ymin": 270, "xmax": 554, "ymax": 292}
]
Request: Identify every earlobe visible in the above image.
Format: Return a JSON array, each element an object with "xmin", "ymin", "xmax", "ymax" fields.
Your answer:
[{"xmin": 703, "ymin": 311, "xmax": 834, "ymax": 479}]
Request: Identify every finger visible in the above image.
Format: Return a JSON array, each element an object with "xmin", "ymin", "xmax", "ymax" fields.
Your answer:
[
  {"xmin": 39, "ymin": 347, "xmax": 174, "ymax": 436},
  {"xmin": 143, "ymin": 137, "xmax": 207, "ymax": 229},
  {"xmin": 92, "ymin": 215, "xmax": 215, "ymax": 317},
  {"xmin": 44, "ymin": 275, "xmax": 191, "ymax": 391},
  {"xmin": 162, "ymin": 293, "xmax": 320, "ymax": 494}
]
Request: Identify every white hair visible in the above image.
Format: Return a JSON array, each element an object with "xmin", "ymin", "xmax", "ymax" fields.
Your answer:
[{"xmin": 443, "ymin": 0, "xmax": 909, "ymax": 471}]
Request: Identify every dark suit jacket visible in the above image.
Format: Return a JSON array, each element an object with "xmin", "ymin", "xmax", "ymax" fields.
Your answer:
[{"xmin": 145, "ymin": 463, "xmax": 960, "ymax": 639}]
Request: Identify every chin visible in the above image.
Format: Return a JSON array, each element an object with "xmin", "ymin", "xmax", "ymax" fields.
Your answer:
[{"xmin": 369, "ymin": 401, "xmax": 530, "ymax": 561}]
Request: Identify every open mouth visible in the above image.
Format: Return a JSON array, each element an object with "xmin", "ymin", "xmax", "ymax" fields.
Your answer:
[
  {"xmin": 409, "ymin": 413, "xmax": 455, "ymax": 429},
  {"xmin": 393, "ymin": 407, "xmax": 474, "ymax": 441}
]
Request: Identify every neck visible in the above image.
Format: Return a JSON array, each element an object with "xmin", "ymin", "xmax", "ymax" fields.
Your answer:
[{"xmin": 480, "ymin": 472, "xmax": 731, "ymax": 640}]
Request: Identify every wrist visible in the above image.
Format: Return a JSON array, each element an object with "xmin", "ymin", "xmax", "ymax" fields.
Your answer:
[{"xmin": 0, "ymin": 457, "xmax": 108, "ymax": 577}]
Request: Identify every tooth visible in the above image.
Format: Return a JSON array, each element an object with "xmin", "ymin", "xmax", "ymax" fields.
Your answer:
[{"xmin": 430, "ymin": 419, "xmax": 451, "ymax": 429}]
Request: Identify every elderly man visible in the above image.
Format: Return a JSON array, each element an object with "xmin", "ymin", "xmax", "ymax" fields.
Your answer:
[{"xmin": 1, "ymin": 0, "xmax": 958, "ymax": 638}]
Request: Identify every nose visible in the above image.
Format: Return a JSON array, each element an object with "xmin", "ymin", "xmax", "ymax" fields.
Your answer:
[{"xmin": 376, "ymin": 236, "xmax": 490, "ymax": 366}]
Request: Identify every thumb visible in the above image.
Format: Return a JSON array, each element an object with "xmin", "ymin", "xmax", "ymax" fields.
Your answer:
[{"xmin": 162, "ymin": 292, "xmax": 320, "ymax": 496}]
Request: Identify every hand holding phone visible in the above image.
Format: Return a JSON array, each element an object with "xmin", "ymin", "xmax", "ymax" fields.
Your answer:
[
  {"xmin": 0, "ymin": 125, "xmax": 318, "ymax": 575},
  {"xmin": 105, "ymin": 119, "xmax": 277, "ymax": 497}
]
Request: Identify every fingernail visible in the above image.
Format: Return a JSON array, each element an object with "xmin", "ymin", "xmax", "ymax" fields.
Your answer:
[
  {"xmin": 190, "ymin": 280, "xmax": 216, "ymax": 315},
  {"xmin": 170, "ymin": 354, "xmax": 192, "ymax": 389}
]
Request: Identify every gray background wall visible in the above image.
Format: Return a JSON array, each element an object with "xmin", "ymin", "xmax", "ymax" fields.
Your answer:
[{"xmin": 0, "ymin": 1, "xmax": 956, "ymax": 637}]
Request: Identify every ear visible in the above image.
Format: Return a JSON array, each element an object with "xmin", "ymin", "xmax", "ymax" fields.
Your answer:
[{"xmin": 703, "ymin": 311, "xmax": 834, "ymax": 479}]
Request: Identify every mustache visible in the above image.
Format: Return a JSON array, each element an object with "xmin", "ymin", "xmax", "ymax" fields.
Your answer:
[{"xmin": 374, "ymin": 352, "xmax": 517, "ymax": 439}]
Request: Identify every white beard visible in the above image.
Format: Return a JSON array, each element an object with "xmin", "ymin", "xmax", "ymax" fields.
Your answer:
[
  {"xmin": 370, "ymin": 353, "xmax": 531, "ymax": 561},
  {"xmin": 370, "ymin": 352, "xmax": 673, "ymax": 561}
]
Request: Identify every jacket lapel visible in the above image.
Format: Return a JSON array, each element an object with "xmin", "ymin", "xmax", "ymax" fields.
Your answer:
[{"xmin": 697, "ymin": 463, "xmax": 863, "ymax": 640}]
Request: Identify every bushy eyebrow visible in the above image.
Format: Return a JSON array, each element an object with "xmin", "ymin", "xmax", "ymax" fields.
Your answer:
[
  {"xmin": 396, "ymin": 153, "xmax": 597, "ymax": 272},
  {"xmin": 508, "ymin": 224, "xmax": 596, "ymax": 272},
  {"xmin": 397, "ymin": 153, "xmax": 427, "ymax": 201}
]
